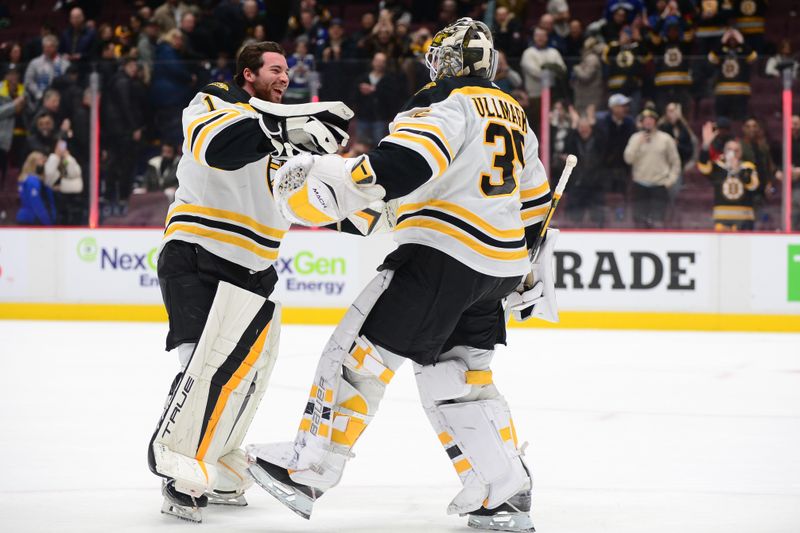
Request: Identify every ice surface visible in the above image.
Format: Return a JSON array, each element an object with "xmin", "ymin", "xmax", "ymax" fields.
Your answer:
[{"xmin": 1, "ymin": 321, "xmax": 798, "ymax": 532}]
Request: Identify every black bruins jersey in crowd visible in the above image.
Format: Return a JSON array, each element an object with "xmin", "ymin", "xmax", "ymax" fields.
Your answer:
[
  {"xmin": 161, "ymin": 82, "xmax": 291, "ymax": 271},
  {"xmin": 602, "ymin": 40, "xmax": 650, "ymax": 93},
  {"xmin": 695, "ymin": 0, "xmax": 736, "ymax": 39},
  {"xmin": 735, "ymin": 0, "xmax": 767, "ymax": 36},
  {"xmin": 709, "ymin": 43, "xmax": 757, "ymax": 96},
  {"xmin": 697, "ymin": 148, "xmax": 759, "ymax": 223},
  {"xmin": 650, "ymin": 36, "xmax": 693, "ymax": 88}
]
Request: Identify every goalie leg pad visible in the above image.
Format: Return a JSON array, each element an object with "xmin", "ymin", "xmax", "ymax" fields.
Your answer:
[
  {"xmin": 248, "ymin": 270, "xmax": 403, "ymax": 491},
  {"xmin": 150, "ymin": 281, "xmax": 281, "ymax": 497},
  {"xmin": 415, "ymin": 346, "xmax": 530, "ymax": 515}
]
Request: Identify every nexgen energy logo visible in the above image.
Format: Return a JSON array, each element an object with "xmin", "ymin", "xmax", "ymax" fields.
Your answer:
[
  {"xmin": 77, "ymin": 236, "xmax": 159, "ymax": 287},
  {"xmin": 276, "ymin": 250, "xmax": 347, "ymax": 295}
]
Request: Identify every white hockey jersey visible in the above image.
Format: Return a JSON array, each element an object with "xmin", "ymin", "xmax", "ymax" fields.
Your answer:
[
  {"xmin": 161, "ymin": 82, "xmax": 290, "ymax": 271},
  {"xmin": 370, "ymin": 78, "xmax": 552, "ymax": 278}
]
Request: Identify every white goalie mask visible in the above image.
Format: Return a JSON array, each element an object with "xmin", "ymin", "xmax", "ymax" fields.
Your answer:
[{"xmin": 425, "ymin": 17, "xmax": 498, "ymax": 81}]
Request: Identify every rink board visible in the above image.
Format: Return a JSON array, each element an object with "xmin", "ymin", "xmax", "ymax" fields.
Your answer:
[{"xmin": 0, "ymin": 228, "xmax": 799, "ymax": 331}]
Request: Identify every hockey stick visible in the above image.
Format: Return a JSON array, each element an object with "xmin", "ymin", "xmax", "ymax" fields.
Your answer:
[{"xmin": 522, "ymin": 154, "xmax": 577, "ymax": 288}]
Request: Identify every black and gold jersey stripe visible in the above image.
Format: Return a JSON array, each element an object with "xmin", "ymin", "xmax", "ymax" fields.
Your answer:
[
  {"xmin": 519, "ymin": 182, "xmax": 552, "ymax": 225},
  {"xmin": 395, "ymin": 200, "xmax": 528, "ymax": 261},
  {"xmin": 164, "ymin": 204, "xmax": 286, "ymax": 260}
]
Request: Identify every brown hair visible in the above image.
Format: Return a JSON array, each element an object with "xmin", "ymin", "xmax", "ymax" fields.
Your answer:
[{"xmin": 235, "ymin": 41, "xmax": 285, "ymax": 86}]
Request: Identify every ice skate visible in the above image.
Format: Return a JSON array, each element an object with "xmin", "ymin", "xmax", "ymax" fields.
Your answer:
[
  {"xmin": 206, "ymin": 489, "xmax": 247, "ymax": 506},
  {"xmin": 246, "ymin": 457, "xmax": 323, "ymax": 519},
  {"xmin": 466, "ymin": 489, "xmax": 535, "ymax": 532},
  {"xmin": 160, "ymin": 479, "xmax": 208, "ymax": 523}
]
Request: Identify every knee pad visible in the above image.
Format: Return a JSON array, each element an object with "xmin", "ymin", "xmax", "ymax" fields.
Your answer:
[
  {"xmin": 150, "ymin": 281, "xmax": 281, "ymax": 497},
  {"xmin": 414, "ymin": 346, "xmax": 529, "ymax": 515}
]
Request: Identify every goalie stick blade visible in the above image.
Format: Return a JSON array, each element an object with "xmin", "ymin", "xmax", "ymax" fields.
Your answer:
[{"xmin": 247, "ymin": 459, "xmax": 320, "ymax": 520}]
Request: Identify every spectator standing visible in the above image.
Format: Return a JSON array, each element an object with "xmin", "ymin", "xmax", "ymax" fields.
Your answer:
[
  {"xmin": 623, "ymin": 108, "xmax": 681, "ymax": 227},
  {"xmin": 493, "ymin": 51, "xmax": 527, "ymax": 106},
  {"xmin": 709, "ymin": 28, "xmax": 757, "ymax": 121},
  {"xmin": 353, "ymin": 12, "xmax": 377, "ymax": 59},
  {"xmin": 563, "ymin": 20, "xmax": 585, "ymax": 65},
  {"xmin": 104, "ymin": 58, "xmax": 148, "ymax": 213},
  {"xmin": 651, "ymin": 16, "xmax": 694, "ymax": 115},
  {"xmin": 26, "ymin": 112, "xmax": 57, "ymax": 156},
  {"xmin": 603, "ymin": 28, "xmax": 649, "ymax": 115},
  {"xmin": 694, "ymin": 0, "xmax": 734, "ymax": 54},
  {"xmin": 44, "ymin": 139, "xmax": 83, "ymax": 225},
  {"xmin": 150, "ymin": 29, "xmax": 195, "ymax": 145},
  {"xmin": 564, "ymin": 117, "xmax": 605, "ymax": 226},
  {"xmin": 24, "ymin": 35, "xmax": 70, "ymax": 109},
  {"xmin": 765, "ymin": 39, "xmax": 799, "ymax": 79},
  {"xmin": 142, "ymin": 142, "xmax": 179, "ymax": 201},
  {"xmin": 595, "ymin": 93, "xmax": 636, "ymax": 206},
  {"xmin": 601, "ymin": 7, "xmax": 631, "ymax": 44},
  {"xmin": 741, "ymin": 117, "xmax": 778, "ymax": 201},
  {"xmin": 353, "ymin": 51, "xmax": 405, "ymax": 145},
  {"xmin": 59, "ymin": 7, "xmax": 96, "ymax": 73},
  {"xmin": 242, "ymin": 0, "xmax": 268, "ymax": 42},
  {"xmin": 571, "ymin": 36, "xmax": 604, "ymax": 115},
  {"xmin": 548, "ymin": 0, "xmax": 572, "ymax": 39},
  {"xmin": 733, "ymin": 0, "xmax": 767, "ymax": 53},
  {"xmin": 0, "ymin": 42, "xmax": 26, "ymax": 78},
  {"xmin": 657, "ymin": 102, "xmax": 696, "ymax": 169},
  {"xmin": 152, "ymin": 0, "xmax": 197, "ymax": 34},
  {"xmin": 0, "ymin": 67, "xmax": 25, "ymax": 184},
  {"xmin": 538, "ymin": 13, "xmax": 567, "ymax": 54},
  {"xmin": 521, "ymin": 27, "xmax": 566, "ymax": 127},
  {"xmin": 210, "ymin": 53, "xmax": 234, "ymax": 84},
  {"xmin": 285, "ymin": 39, "xmax": 316, "ymax": 104},
  {"xmin": 318, "ymin": 19, "xmax": 355, "ymax": 104},
  {"xmin": 137, "ymin": 19, "xmax": 160, "ymax": 84},
  {"xmin": 492, "ymin": 6, "xmax": 524, "ymax": 58},
  {"xmin": 16, "ymin": 151, "xmax": 56, "ymax": 225},
  {"xmin": 698, "ymin": 121, "xmax": 759, "ymax": 230}
]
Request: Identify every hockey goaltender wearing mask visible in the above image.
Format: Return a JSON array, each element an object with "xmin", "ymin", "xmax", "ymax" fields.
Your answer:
[{"xmin": 247, "ymin": 19, "xmax": 560, "ymax": 532}]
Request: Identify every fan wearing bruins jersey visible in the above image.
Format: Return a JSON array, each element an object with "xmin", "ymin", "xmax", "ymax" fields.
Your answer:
[
  {"xmin": 698, "ymin": 121, "xmax": 759, "ymax": 230},
  {"xmin": 247, "ymin": 19, "xmax": 555, "ymax": 532},
  {"xmin": 147, "ymin": 41, "xmax": 355, "ymax": 523}
]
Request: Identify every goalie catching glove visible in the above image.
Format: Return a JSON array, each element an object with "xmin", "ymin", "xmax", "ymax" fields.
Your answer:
[
  {"xmin": 273, "ymin": 153, "xmax": 386, "ymax": 226},
  {"xmin": 506, "ymin": 228, "xmax": 559, "ymax": 323},
  {"xmin": 251, "ymin": 99, "xmax": 353, "ymax": 160}
]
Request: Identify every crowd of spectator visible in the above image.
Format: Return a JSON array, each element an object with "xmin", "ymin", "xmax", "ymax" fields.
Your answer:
[{"xmin": 0, "ymin": 0, "xmax": 796, "ymax": 230}]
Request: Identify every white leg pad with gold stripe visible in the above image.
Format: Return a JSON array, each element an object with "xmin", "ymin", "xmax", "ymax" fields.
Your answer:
[
  {"xmin": 150, "ymin": 281, "xmax": 281, "ymax": 498},
  {"xmin": 415, "ymin": 346, "xmax": 530, "ymax": 515},
  {"xmin": 247, "ymin": 270, "xmax": 402, "ymax": 491}
]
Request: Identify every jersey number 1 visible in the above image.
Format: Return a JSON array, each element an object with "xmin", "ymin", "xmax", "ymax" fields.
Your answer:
[{"xmin": 481, "ymin": 122, "xmax": 524, "ymax": 197}]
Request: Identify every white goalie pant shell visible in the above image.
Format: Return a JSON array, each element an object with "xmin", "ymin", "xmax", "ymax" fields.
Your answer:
[
  {"xmin": 248, "ymin": 269, "xmax": 404, "ymax": 491},
  {"xmin": 415, "ymin": 346, "xmax": 530, "ymax": 515},
  {"xmin": 152, "ymin": 281, "xmax": 281, "ymax": 498}
]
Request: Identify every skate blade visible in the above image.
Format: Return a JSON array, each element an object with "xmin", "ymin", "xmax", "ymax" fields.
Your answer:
[
  {"xmin": 206, "ymin": 492, "xmax": 247, "ymax": 506},
  {"xmin": 161, "ymin": 499, "xmax": 202, "ymax": 523},
  {"xmin": 468, "ymin": 512, "xmax": 535, "ymax": 532},
  {"xmin": 246, "ymin": 463, "xmax": 313, "ymax": 520}
]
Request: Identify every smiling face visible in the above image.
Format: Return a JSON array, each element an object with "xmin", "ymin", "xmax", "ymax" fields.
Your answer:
[{"xmin": 244, "ymin": 51, "xmax": 289, "ymax": 102}]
